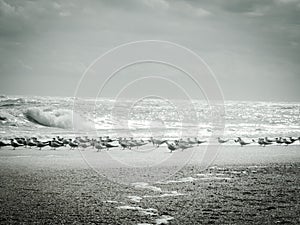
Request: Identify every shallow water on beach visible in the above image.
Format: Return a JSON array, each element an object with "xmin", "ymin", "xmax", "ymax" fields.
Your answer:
[{"xmin": 0, "ymin": 95, "xmax": 299, "ymax": 140}]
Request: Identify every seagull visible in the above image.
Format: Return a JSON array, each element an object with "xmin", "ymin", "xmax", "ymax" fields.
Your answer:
[
  {"xmin": 187, "ymin": 138, "xmax": 198, "ymax": 145},
  {"xmin": 36, "ymin": 141, "xmax": 50, "ymax": 150},
  {"xmin": 0, "ymin": 140, "xmax": 10, "ymax": 148},
  {"xmin": 95, "ymin": 142, "xmax": 106, "ymax": 152},
  {"xmin": 69, "ymin": 140, "xmax": 79, "ymax": 150},
  {"xmin": 194, "ymin": 137, "xmax": 207, "ymax": 145},
  {"xmin": 275, "ymin": 137, "xmax": 284, "ymax": 145},
  {"xmin": 165, "ymin": 141, "xmax": 179, "ymax": 153},
  {"xmin": 118, "ymin": 138, "xmax": 131, "ymax": 150},
  {"xmin": 265, "ymin": 137, "xmax": 275, "ymax": 143},
  {"xmin": 49, "ymin": 140, "xmax": 63, "ymax": 150},
  {"xmin": 150, "ymin": 137, "xmax": 167, "ymax": 148},
  {"xmin": 10, "ymin": 139, "xmax": 24, "ymax": 150},
  {"xmin": 235, "ymin": 137, "xmax": 251, "ymax": 147},
  {"xmin": 217, "ymin": 137, "xmax": 229, "ymax": 144},
  {"xmin": 105, "ymin": 143, "xmax": 118, "ymax": 150},
  {"xmin": 256, "ymin": 138, "xmax": 272, "ymax": 147},
  {"xmin": 27, "ymin": 138, "xmax": 37, "ymax": 148},
  {"xmin": 176, "ymin": 141, "xmax": 193, "ymax": 151},
  {"xmin": 79, "ymin": 142, "xmax": 90, "ymax": 150},
  {"xmin": 282, "ymin": 138, "xmax": 293, "ymax": 146}
]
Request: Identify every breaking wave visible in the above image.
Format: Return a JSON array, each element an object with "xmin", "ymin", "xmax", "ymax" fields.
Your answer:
[{"xmin": 24, "ymin": 107, "xmax": 93, "ymax": 130}]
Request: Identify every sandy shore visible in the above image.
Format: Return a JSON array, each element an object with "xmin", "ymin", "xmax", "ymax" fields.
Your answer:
[{"xmin": 0, "ymin": 145, "xmax": 299, "ymax": 224}]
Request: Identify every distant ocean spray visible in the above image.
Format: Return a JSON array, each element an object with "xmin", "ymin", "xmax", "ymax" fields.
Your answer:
[{"xmin": 0, "ymin": 95, "xmax": 299, "ymax": 140}]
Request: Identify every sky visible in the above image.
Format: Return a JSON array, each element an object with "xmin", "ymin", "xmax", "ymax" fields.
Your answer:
[{"xmin": 0, "ymin": 0, "xmax": 299, "ymax": 101}]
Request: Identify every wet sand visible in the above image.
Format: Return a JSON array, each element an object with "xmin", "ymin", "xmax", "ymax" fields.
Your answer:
[{"xmin": 0, "ymin": 145, "xmax": 299, "ymax": 224}]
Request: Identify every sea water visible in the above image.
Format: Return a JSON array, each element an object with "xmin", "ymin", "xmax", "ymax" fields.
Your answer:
[{"xmin": 0, "ymin": 95, "xmax": 299, "ymax": 141}]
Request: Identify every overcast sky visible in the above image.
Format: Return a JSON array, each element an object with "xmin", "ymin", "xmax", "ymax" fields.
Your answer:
[{"xmin": 0, "ymin": 0, "xmax": 299, "ymax": 101}]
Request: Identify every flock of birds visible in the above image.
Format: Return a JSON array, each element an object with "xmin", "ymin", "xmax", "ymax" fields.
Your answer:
[{"xmin": 0, "ymin": 136, "xmax": 299, "ymax": 152}]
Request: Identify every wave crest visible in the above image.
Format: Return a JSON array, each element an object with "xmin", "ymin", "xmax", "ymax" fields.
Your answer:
[{"xmin": 24, "ymin": 107, "xmax": 93, "ymax": 130}]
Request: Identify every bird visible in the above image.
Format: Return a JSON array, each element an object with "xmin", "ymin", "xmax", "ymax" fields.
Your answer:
[
  {"xmin": 176, "ymin": 141, "xmax": 193, "ymax": 151},
  {"xmin": 217, "ymin": 137, "xmax": 229, "ymax": 144},
  {"xmin": 265, "ymin": 137, "xmax": 275, "ymax": 143},
  {"xmin": 79, "ymin": 142, "xmax": 90, "ymax": 150},
  {"xmin": 104, "ymin": 142, "xmax": 118, "ymax": 150},
  {"xmin": 95, "ymin": 142, "xmax": 106, "ymax": 152},
  {"xmin": 133, "ymin": 139, "xmax": 147, "ymax": 148},
  {"xmin": 69, "ymin": 140, "xmax": 79, "ymax": 150},
  {"xmin": 186, "ymin": 138, "xmax": 198, "ymax": 145},
  {"xmin": 194, "ymin": 137, "xmax": 207, "ymax": 145},
  {"xmin": 118, "ymin": 138, "xmax": 131, "ymax": 150},
  {"xmin": 256, "ymin": 138, "xmax": 272, "ymax": 147},
  {"xmin": 10, "ymin": 139, "xmax": 24, "ymax": 150},
  {"xmin": 150, "ymin": 137, "xmax": 167, "ymax": 148},
  {"xmin": 235, "ymin": 137, "xmax": 251, "ymax": 147},
  {"xmin": 27, "ymin": 138, "xmax": 37, "ymax": 148},
  {"xmin": 282, "ymin": 138, "xmax": 293, "ymax": 146},
  {"xmin": 49, "ymin": 140, "xmax": 63, "ymax": 150},
  {"xmin": 0, "ymin": 140, "xmax": 10, "ymax": 148},
  {"xmin": 36, "ymin": 141, "xmax": 50, "ymax": 150},
  {"xmin": 275, "ymin": 137, "xmax": 284, "ymax": 145},
  {"xmin": 289, "ymin": 137, "xmax": 297, "ymax": 143},
  {"xmin": 165, "ymin": 141, "xmax": 179, "ymax": 153}
]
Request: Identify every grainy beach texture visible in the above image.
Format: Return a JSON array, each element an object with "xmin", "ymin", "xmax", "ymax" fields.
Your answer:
[{"xmin": 0, "ymin": 145, "xmax": 299, "ymax": 225}]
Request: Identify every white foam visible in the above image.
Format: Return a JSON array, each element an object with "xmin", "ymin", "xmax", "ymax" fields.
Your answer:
[
  {"xmin": 157, "ymin": 176, "xmax": 198, "ymax": 184},
  {"xmin": 155, "ymin": 215, "xmax": 174, "ymax": 225},
  {"xmin": 117, "ymin": 205, "xmax": 158, "ymax": 216},
  {"xmin": 144, "ymin": 191, "xmax": 184, "ymax": 198},
  {"xmin": 24, "ymin": 107, "xmax": 92, "ymax": 130},
  {"xmin": 127, "ymin": 195, "xmax": 143, "ymax": 203},
  {"xmin": 132, "ymin": 182, "xmax": 162, "ymax": 192}
]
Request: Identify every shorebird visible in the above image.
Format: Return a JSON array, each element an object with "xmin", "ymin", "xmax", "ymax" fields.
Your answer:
[
  {"xmin": 165, "ymin": 141, "xmax": 179, "ymax": 153},
  {"xmin": 256, "ymin": 138, "xmax": 272, "ymax": 147},
  {"xmin": 118, "ymin": 138, "xmax": 131, "ymax": 150},
  {"xmin": 275, "ymin": 137, "xmax": 284, "ymax": 145},
  {"xmin": 133, "ymin": 139, "xmax": 147, "ymax": 148},
  {"xmin": 49, "ymin": 140, "xmax": 63, "ymax": 150},
  {"xmin": 27, "ymin": 138, "xmax": 37, "ymax": 148},
  {"xmin": 36, "ymin": 141, "xmax": 49, "ymax": 150},
  {"xmin": 217, "ymin": 137, "xmax": 229, "ymax": 144},
  {"xmin": 282, "ymin": 138, "xmax": 293, "ymax": 146},
  {"xmin": 10, "ymin": 139, "xmax": 24, "ymax": 150},
  {"xmin": 289, "ymin": 137, "xmax": 297, "ymax": 143},
  {"xmin": 187, "ymin": 138, "xmax": 198, "ymax": 145},
  {"xmin": 176, "ymin": 141, "xmax": 193, "ymax": 151},
  {"xmin": 150, "ymin": 137, "xmax": 167, "ymax": 148},
  {"xmin": 104, "ymin": 142, "xmax": 118, "ymax": 150},
  {"xmin": 79, "ymin": 142, "xmax": 90, "ymax": 150},
  {"xmin": 95, "ymin": 142, "xmax": 106, "ymax": 152},
  {"xmin": 69, "ymin": 140, "xmax": 79, "ymax": 150},
  {"xmin": 105, "ymin": 136, "xmax": 115, "ymax": 142},
  {"xmin": 195, "ymin": 137, "xmax": 207, "ymax": 145},
  {"xmin": 0, "ymin": 140, "xmax": 10, "ymax": 148},
  {"xmin": 265, "ymin": 137, "xmax": 275, "ymax": 143},
  {"xmin": 235, "ymin": 137, "xmax": 251, "ymax": 147}
]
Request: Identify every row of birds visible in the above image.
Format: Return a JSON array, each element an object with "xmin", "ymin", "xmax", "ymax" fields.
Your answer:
[{"xmin": 0, "ymin": 136, "xmax": 299, "ymax": 152}]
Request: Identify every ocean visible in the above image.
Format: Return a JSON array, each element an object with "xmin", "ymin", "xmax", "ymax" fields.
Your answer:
[{"xmin": 0, "ymin": 95, "xmax": 299, "ymax": 141}]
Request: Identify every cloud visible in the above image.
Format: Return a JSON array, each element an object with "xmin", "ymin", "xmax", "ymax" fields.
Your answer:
[{"xmin": 0, "ymin": 0, "xmax": 299, "ymax": 100}]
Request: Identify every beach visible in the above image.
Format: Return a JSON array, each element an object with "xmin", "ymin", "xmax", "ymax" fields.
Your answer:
[{"xmin": 0, "ymin": 145, "xmax": 299, "ymax": 224}]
